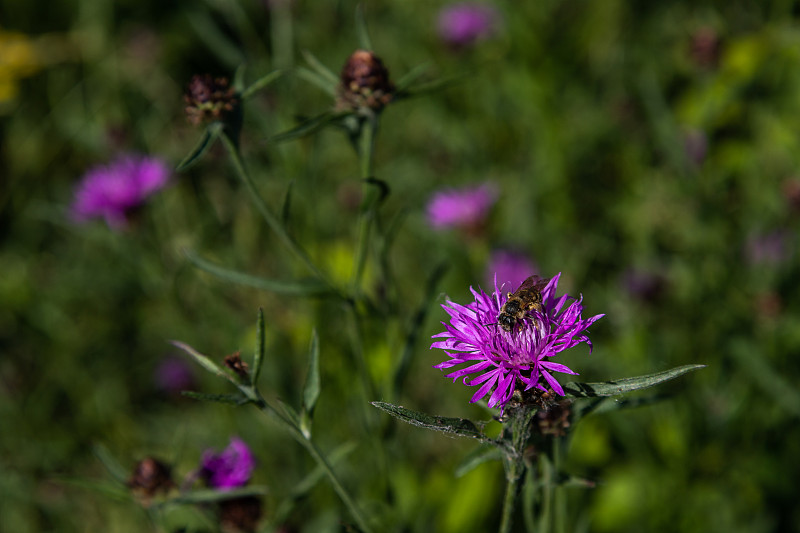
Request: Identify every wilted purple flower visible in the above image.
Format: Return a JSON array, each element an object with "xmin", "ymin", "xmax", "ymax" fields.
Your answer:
[
  {"xmin": 431, "ymin": 273, "xmax": 603, "ymax": 411},
  {"xmin": 437, "ymin": 3, "xmax": 500, "ymax": 47},
  {"xmin": 426, "ymin": 182, "xmax": 498, "ymax": 231},
  {"xmin": 154, "ymin": 356, "xmax": 195, "ymax": 393},
  {"xmin": 201, "ymin": 437, "xmax": 256, "ymax": 490},
  {"xmin": 71, "ymin": 154, "xmax": 170, "ymax": 229},
  {"xmin": 486, "ymin": 250, "xmax": 537, "ymax": 292}
]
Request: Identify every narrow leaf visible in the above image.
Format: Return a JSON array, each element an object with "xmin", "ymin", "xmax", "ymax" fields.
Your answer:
[
  {"xmin": 241, "ymin": 70, "xmax": 283, "ymax": 99},
  {"xmin": 281, "ymin": 180, "xmax": 294, "ymax": 228},
  {"xmin": 301, "ymin": 49, "xmax": 340, "ymax": 87},
  {"xmin": 395, "ymin": 73, "xmax": 466, "ymax": 101},
  {"xmin": 92, "ymin": 444, "xmax": 129, "ymax": 485},
  {"xmin": 181, "ymin": 391, "xmax": 250, "ymax": 405},
  {"xmin": 166, "ymin": 486, "xmax": 268, "ymax": 505},
  {"xmin": 296, "ymin": 66, "xmax": 337, "ymax": 97},
  {"xmin": 185, "ymin": 251, "xmax": 330, "ymax": 295},
  {"xmin": 354, "ymin": 5, "xmax": 373, "ymax": 50},
  {"xmin": 302, "ymin": 329, "xmax": 321, "ymax": 416},
  {"xmin": 455, "ymin": 445, "xmax": 504, "ymax": 478},
  {"xmin": 575, "ymin": 394, "xmax": 672, "ymax": 420},
  {"xmin": 395, "ymin": 62, "xmax": 431, "ymax": 92},
  {"xmin": 176, "ymin": 123, "xmax": 223, "ymax": 172},
  {"xmin": 170, "ymin": 340, "xmax": 239, "ymax": 387},
  {"xmin": 187, "ymin": 11, "xmax": 244, "ymax": 67},
  {"xmin": 270, "ymin": 111, "xmax": 353, "ymax": 143},
  {"xmin": 252, "ymin": 308, "xmax": 266, "ymax": 387},
  {"xmin": 372, "ymin": 401, "xmax": 493, "ymax": 443},
  {"xmin": 563, "ymin": 364, "xmax": 706, "ymax": 398}
]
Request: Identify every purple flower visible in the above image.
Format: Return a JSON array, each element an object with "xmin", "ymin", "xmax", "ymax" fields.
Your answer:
[
  {"xmin": 431, "ymin": 273, "xmax": 603, "ymax": 411},
  {"xmin": 154, "ymin": 356, "xmax": 195, "ymax": 393},
  {"xmin": 70, "ymin": 153, "xmax": 170, "ymax": 229},
  {"xmin": 486, "ymin": 250, "xmax": 537, "ymax": 292},
  {"xmin": 201, "ymin": 437, "xmax": 256, "ymax": 490},
  {"xmin": 426, "ymin": 182, "xmax": 498, "ymax": 231},
  {"xmin": 437, "ymin": 3, "xmax": 500, "ymax": 47}
]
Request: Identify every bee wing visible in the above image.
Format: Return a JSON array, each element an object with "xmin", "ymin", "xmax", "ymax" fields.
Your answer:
[{"xmin": 516, "ymin": 275, "xmax": 546, "ymax": 293}]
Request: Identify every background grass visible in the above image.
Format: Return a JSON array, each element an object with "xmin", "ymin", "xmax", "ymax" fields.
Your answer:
[{"xmin": 2, "ymin": 0, "xmax": 800, "ymax": 531}]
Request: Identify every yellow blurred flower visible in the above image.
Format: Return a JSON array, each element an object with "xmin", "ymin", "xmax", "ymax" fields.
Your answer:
[{"xmin": 0, "ymin": 29, "xmax": 43, "ymax": 104}]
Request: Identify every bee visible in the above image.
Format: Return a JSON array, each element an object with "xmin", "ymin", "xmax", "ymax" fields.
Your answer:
[{"xmin": 497, "ymin": 275, "xmax": 549, "ymax": 332}]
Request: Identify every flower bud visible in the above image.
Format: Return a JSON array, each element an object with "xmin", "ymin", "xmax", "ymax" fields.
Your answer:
[
  {"xmin": 184, "ymin": 74, "xmax": 238, "ymax": 125},
  {"xmin": 127, "ymin": 457, "xmax": 175, "ymax": 503},
  {"xmin": 336, "ymin": 50, "xmax": 394, "ymax": 111}
]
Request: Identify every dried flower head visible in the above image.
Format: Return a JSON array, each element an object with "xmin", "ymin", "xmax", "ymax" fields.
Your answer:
[
  {"xmin": 127, "ymin": 457, "xmax": 175, "ymax": 502},
  {"xmin": 437, "ymin": 3, "xmax": 500, "ymax": 47},
  {"xmin": 336, "ymin": 50, "xmax": 394, "ymax": 111},
  {"xmin": 426, "ymin": 182, "xmax": 498, "ymax": 232},
  {"xmin": 431, "ymin": 273, "xmax": 603, "ymax": 412},
  {"xmin": 201, "ymin": 437, "xmax": 256, "ymax": 490},
  {"xmin": 70, "ymin": 153, "xmax": 170, "ymax": 229},
  {"xmin": 224, "ymin": 351, "xmax": 249, "ymax": 380},
  {"xmin": 219, "ymin": 496, "xmax": 263, "ymax": 533},
  {"xmin": 184, "ymin": 74, "xmax": 237, "ymax": 125}
]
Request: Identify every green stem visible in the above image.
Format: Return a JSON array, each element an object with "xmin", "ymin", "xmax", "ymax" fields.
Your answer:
[
  {"xmin": 500, "ymin": 406, "xmax": 538, "ymax": 533},
  {"xmin": 350, "ymin": 114, "xmax": 380, "ymax": 298},
  {"xmin": 499, "ymin": 467, "xmax": 522, "ymax": 533},
  {"xmin": 553, "ymin": 437, "xmax": 565, "ymax": 533},
  {"xmin": 219, "ymin": 132, "xmax": 334, "ymax": 291},
  {"xmin": 250, "ymin": 392, "xmax": 374, "ymax": 533}
]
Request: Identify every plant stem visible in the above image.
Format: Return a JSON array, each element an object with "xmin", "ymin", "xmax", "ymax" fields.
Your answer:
[
  {"xmin": 553, "ymin": 437, "xmax": 566, "ymax": 533},
  {"xmin": 350, "ymin": 114, "xmax": 380, "ymax": 298},
  {"xmin": 220, "ymin": 132, "xmax": 334, "ymax": 291},
  {"xmin": 499, "ymin": 467, "xmax": 522, "ymax": 533},
  {"xmin": 250, "ymin": 392, "xmax": 374, "ymax": 533},
  {"xmin": 500, "ymin": 406, "xmax": 538, "ymax": 533}
]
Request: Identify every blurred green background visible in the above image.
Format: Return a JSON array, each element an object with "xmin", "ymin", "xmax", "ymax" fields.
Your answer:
[{"xmin": 2, "ymin": 0, "xmax": 800, "ymax": 531}]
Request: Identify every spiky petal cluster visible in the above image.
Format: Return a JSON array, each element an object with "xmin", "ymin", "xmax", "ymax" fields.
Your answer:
[{"xmin": 432, "ymin": 273, "xmax": 603, "ymax": 411}]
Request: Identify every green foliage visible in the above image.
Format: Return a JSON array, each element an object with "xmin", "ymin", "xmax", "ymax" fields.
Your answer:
[{"xmin": 2, "ymin": 0, "xmax": 800, "ymax": 532}]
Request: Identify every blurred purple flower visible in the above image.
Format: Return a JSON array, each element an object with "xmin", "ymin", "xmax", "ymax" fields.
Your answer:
[
  {"xmin": 71, "ymin": 153, "xmax": 170, "ymax": 229},
  {"xmin": 201, "ymin": 437, "xmax": 256, "ymax": 490},
  {"xmin": 621, "ymin": 267, "xmax": 666, "ymax": 302},
  {"xmin": 486, "ymin": 250, "xmax": 537, "ymax": 292},
  {"xmin": 745, "ymin": 231, "xmax": 788, "ymax": 266},
  {"xmin": 431, "ymin": 274, "xmax": 603, "ymax": 411},
  {"xmin": 154, "ymin": 356, "xmax": 195, "ymax": 393},
  {"xmin": 426, "ymin": 182, "xmax": 498, "ymax": 231},
  {"xmin": 437, "ymin": 3, "xmax": 500, "ymax": 47}
]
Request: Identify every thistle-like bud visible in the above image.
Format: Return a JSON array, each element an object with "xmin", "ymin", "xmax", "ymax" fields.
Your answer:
[
  {"xmin": 219, "ymin": 496, "xmax": 263, "ymax": 533},
  {"xmin": 336, "ymin": 50, "xmax": 394, "ymax": 112},
  {"xmin": 224, "ymin": 351, "xmax": 249, "ymax": 380},
  {"xmin": 127, "ymin": 457, "xmax": 175, "ymax": 503},
  {"xmin": 184, "ymin": 74, "xmax": 238, "ymax": 125}
]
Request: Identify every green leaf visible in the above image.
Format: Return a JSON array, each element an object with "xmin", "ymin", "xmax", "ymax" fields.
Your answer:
[
  {"xmin": 187, "ymin": 11, "xmax": 245, "ymax": 67},
  {"xmin": 180, "ymin": 391, "xmax": 250, "ymax": 405},
  {"xmin": 395, "ymin": 63, "xmax": 431, "ymax": 92},
  {"xmin": 165, "ymin": 486, "xmax": 268, "ymax": 506},
  {"xmin": 455, "ymin": 445, "xmax": 504, "ymax": 478},
  {"xmin": 372, "ymin": 401, "xmax": 494, "ymax": 443},
  {"xmin": 241, "ymin": 70, "xmax": 283, "ymax": 99},
  {"xmin": 252, "ymin": 308, "xmax": 266, "ymax": 387},
  {"xmin": 170, "ymin": 340, "xmax": 240, "ymax": 387},
  {"xmin": 575, "ymin": 394, "xmax": 672, "ymax": 420},
  {"xmin": 302, "ymin": 329, "xmax": 321, "ymax": 417},
  {"xmin": 92, "ymin": 444, "xmax": 129, "ymax": 485},
  {"xmin": 176, "ymin": 123, "xmax": 223, "ymax": 172},
  {"xmin": 301, "ymin": 49, "xmax": 340, "ymax": 88},
  {"xmin": 185, "ymin": 251, "xmax": 331, "ymax": 295},
  {"xmin": 563, "ymin": 364, "xmax": 706, "ymax": 398},
  {"xmin": 270, "ymin": 111, "xmax": 353, "ymax": 143},
  {"xmin": 395, "ymin": 73, "xmax": 466, "ymax": 101},
  {"xmin": 355, "ymin": 5, "xmax": 373, "ymax": 50}
]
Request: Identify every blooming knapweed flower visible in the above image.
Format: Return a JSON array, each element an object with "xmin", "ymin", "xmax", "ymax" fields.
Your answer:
[
  {"xmin": 437, "ymin": 3, "xmax": 500, "ymax": 47},
  {"xmin": 201, "ymin": 437, "xmax": 256, "ymax": 490},
  {"xmin": 70, "ymin": 154, "xmax": 170, "ymax": 229},
  {"xmin": 432, "ymin": 273, "xmax": 603, "ymax": 411},
  {"xmin": 486, "ymin": 249, "xmax": 537, "ymax": 292},
  {"xmin": 426, "ymin": 182, "xmax": 497, "ymax": 231}
]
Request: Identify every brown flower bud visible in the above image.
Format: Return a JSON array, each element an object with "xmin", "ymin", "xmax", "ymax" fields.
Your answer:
[
  {"xmin": 219, "ymin": 496, "xmax": 263, "ymax": 533},
  {"xmin": 127, "ymin": 457, "xmax": 175, "ymax": 503},
  {"xmin": 184, "ymin": 74, "xmax": 238, "ymax": 125},
  {"xmin": 224, "ymin": 351, "xmax": 249, "ymax": 379},
  {"xmin": 336, "ymin": 50, "xmax": 394, "ymax": 111}
]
